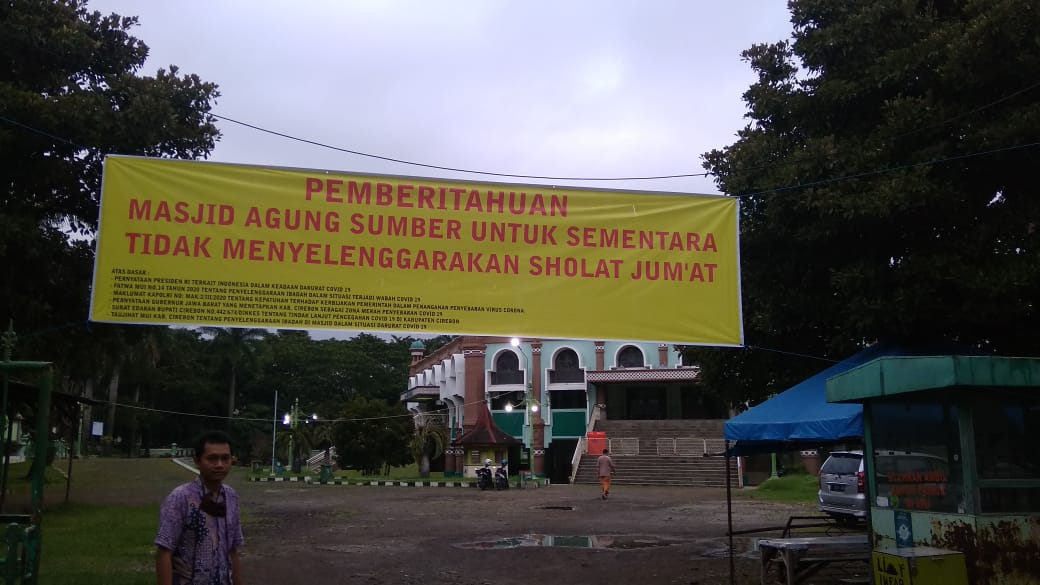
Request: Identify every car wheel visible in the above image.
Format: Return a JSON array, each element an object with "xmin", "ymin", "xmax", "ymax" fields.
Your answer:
[{"xmin": 830, "ymin": 514, "xmax": 859, "ymax": 526}]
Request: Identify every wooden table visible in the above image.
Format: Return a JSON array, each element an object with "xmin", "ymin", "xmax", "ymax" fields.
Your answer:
[{"xmin": 759, "ymin": 534, "xmax": 869, "ymax": 584}]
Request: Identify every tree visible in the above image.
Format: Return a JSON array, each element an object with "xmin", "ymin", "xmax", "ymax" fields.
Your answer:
[
  {"xmin": 151, "ymin": 328, "xmax": 221, "ymax": 446},
  {"xmin": 201, "ymin": 327, "xmax": 267, "ymax": 429},
  {"xmin": 339, "ymin": 334, "xmax": 415, "ymax": 403},
  {"xmin": 331, "ymin": 397, "xmax": 413, "ymax": 476},
  {"xmin": 1, "ymin": 0, "xmax": 219, "ymax": 393},
  {"xmin": 408, "ymin": 416, "xmax": 447, "ymax": 478},
  {"xmin": 692, "ymin": 0, "xmax": 1040, "ymax": 405}
]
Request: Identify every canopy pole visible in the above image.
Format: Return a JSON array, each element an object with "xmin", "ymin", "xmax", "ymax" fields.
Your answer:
[{"xmin": 726, "ymin": 440, "xmax": 735, "ymax": 585}]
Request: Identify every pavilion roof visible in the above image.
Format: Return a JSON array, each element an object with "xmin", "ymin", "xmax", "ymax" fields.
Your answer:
[{"xmin": 456, "ymin": 403, "xmax": 522, "ymax": 446}]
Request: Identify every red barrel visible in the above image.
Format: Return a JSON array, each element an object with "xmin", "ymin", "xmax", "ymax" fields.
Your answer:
[{"xmin": 586, "ymin": 431, "xmax": 607, "ymax": 454}]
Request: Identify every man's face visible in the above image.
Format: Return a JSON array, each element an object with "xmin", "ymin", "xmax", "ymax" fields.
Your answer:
[{"xmin": 195, "ymin": 442, "xmax": 232, "ymax": 485}]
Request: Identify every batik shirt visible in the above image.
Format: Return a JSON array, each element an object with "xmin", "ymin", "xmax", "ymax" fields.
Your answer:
[{"xmin": 155, "ymin": 478, "xmax": 244, "ymax": 585}]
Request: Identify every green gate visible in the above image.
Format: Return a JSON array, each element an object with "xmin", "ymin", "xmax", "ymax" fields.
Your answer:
[{"xmin": 0, "ymin": 327, "xmax": 51, "ymax": 584}]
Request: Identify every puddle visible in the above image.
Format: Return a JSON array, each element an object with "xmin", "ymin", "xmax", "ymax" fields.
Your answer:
[
  {"xmin": 455, "ymin": 534, "xmax": 765, "ymax": 558},
  {"xmin": 688, "ymin": 537, "xmax": 760, "ymax": 559},
  {"xmin": 455, "ymin": 534, "xmax": 682, "ymax": 550}
]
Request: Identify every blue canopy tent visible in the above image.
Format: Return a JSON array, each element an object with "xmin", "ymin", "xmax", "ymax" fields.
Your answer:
[
  {"xmin": 719, "ymin": 343, "xmax": 975, "ymax": 585},
  {"xmin": 723, "ymin": 343, "xmax": 976, "ymax": 455},
  {"xmin": 721, "ymin": 345, "xmax": 902, "ymax": 455},
  {"xmin": 721, "ymin": 344, "xmax": 902, "ymax": 584}
]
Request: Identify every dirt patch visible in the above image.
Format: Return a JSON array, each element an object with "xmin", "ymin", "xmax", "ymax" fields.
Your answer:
[
  {"xmin": 46, "ymin": 461, "xmax": 847, "ymax": 585},
  {"xmin": 235, "ymin": 480, "xmax": 813, "ymax": 585}
]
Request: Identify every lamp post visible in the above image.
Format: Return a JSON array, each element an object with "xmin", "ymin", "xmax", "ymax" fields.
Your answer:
[
  {"xmin": 510, "ymin": 338, "xmax": 542, "ymax": 482},
  {"xmin": 509, "ymin": 337, "xmax": 539, "ymax": 415},
  {"xmin": 283, "ymin": 398, "xmax": 300, "ymax": 473},
  {"xmin": 270, "ymin": 390, "xmax": 278, "ymax": 475},
  {"xmin": 284, "ymin": 399, "xmax": 319, "ymax": 474}
]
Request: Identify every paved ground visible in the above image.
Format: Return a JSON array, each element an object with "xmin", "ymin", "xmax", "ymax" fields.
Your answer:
[
  {"xmin": 237, "ymin": 476, "xmax": 820, "ymax": 585},
  {"xmin": 52, "ymin": 460, "xmax": 867, "ymax": 585}
]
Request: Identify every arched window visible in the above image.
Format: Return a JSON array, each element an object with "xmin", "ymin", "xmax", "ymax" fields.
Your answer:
[
  {"xmin": 554, "ymin": 349, "xmax": 579, "ymax": 371},
  {"xmin": 491, "ymin": 351, "xmax": 523, "ymax": 385},
  {"xmin": 551, "ymin": 348, "xmax": 583, "ymax": 383},
  {"xmin": 496, "ymin": 351, "xmax": 519, "ymax": 373},
  {"xmin": 618, "ymin": 346, "xmax": 644, "ymax": 368}
]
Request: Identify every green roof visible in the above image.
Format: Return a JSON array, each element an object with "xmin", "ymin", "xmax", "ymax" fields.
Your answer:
[
  {"xmin": 410, "ymin": 340, "xmax": 426, "ymax": 350},
  {"xmin": 826, "ymin": 355, "xmax": 1040, "ymax": 403}
]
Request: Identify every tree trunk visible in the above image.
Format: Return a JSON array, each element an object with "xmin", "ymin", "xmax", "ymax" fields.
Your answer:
[
  {"xmin": 80, "ymin": 378, "xmax": 94, "ymax": 457},
  {"xmin": 103, "ymin": 361, "xmax": 122, "ymax": 456},
  {"xmin": 419, "ymin": 453, "xmax": 431, "ymax": 478},
  {"xmin": 128, "ymin": 383, "xmax": 141, "ymax": 457}
]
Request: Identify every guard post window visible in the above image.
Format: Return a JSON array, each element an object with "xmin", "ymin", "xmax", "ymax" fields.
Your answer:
[
  {"xmin": 973, "ymin": 390, "xmax": 1040, "ymax": 513},
  {"xmin": 869, "ymin": 399, "xmax": 963, "ymax": 514}
]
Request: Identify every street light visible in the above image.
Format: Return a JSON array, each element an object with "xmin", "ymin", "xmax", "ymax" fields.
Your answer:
[
  {"xmin": 283, "ymin": 398, "xmax": 304, "ymax": 473},
  {"xmin": 283, "ymin": 399, "xmax": 321, "ymax": 474},
  {"xmin": 510, "ymin": 338, "xmax": 542, "ymax": 484},
  {"xmin": 509, "ymin": 337, "xmax": 539, "ymax": 412},
  {"xmin": 270, "ymin": 390, "xmax": 278, "ymax": 475}
]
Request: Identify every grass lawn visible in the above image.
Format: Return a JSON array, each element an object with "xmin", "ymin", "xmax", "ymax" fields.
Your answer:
[
  {"xmin": 0, "ymin": 461, "xmax": 67, "ymax": 496},
  {"xmin": 740, "ymin": 473, "xmax": 819, "ymax": 504},
  {"xmin": 42, "ymin": 503, "xmax": 158, "ymax": 585},
  {"xmin": 31, "ymin": 458, "xmax": 195, "ymax": 585}
]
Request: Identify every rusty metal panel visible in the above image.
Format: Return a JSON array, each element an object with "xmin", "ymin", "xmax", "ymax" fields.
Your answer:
[{"xmin": 927, "ymin": 514, "xmax": 1040, "ymax": 585}]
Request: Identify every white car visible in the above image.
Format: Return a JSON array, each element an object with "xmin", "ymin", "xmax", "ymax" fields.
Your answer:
[
  {"xmin": 819, "ymin": 450, "xmax": 953, "ymax": 520},
  {"xmin": 818, "ymin": 451, "xmax": 865, "ymax": 521}
]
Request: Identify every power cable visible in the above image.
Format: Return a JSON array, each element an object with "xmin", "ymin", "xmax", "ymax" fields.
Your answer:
[
  {"xmin": 885, "ymin": 79, "xmax": 1040, "ymax": 142},
  {"xmin": 720, "ymin": 79, "xmax": 1040, "ymax": 177},
  {"xmin": 736, "ymin": 141, "xmax": 1040, "ymax": 198},
  {"xmin": 743, "ymin": 345, "xmax": 840, "ymax": 363},
  {"xmin": 0, "ymin": 115, "xmax": 88, "ymax": 150},
  {"xmin": 210, "ymin": 113, "xmax": 709, "ymax": 181},
  {"xmin": 97, "ymin": 393, "xmax": 479, "ymax": 424},
  {"xmin": 214, "ymin": 79, "xmax": 1040, "ymax": 181},
  {"xmin": 4, "ymin": 112, "xmax": 1036, "ymax": 195},
  {"xmin": 95, "ymin": 339, "xmax": 844, "ymax": 423}
]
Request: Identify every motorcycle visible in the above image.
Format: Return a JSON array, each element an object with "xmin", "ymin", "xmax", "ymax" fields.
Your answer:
[
  {"xmin": 494, "ymin": 465, "xmax": 510, "ymax": 490},
  {"xmin": 476, "ymin": 466, "xmax": 493, "ymax": 490}
]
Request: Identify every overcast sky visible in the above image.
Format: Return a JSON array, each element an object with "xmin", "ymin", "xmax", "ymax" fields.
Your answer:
[
  {"xmin": 88, "ymin": 0, "xmax": 793, "ymax": 196},
  {"xmin": 85, "ymin": 0, "xmax": 794, "ymax": 340}
]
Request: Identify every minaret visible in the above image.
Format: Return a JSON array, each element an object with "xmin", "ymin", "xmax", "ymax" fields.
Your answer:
[{"xmin": 409, "ymin": 340, "xmax": 426, "ymax": 366}]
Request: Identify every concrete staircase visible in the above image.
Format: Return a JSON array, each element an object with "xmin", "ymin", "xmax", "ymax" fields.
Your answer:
[{"xmin": 572, "ymin": 420, "xmax": 737, "ymax": 487}]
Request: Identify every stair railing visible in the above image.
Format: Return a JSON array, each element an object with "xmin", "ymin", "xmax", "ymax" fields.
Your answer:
[
  {"xmin": 586, "ymin": 403, "xmax": 602, "ymax": 434},
  {"xmin": 306, "ymin": 447, "xmax": 336, "ymax": 473},
  {"xmin": 568, "ymin": 436, "xmax": 586, "ymax": 485},
  {"xmin": 704, "ymin": 438, "xmax": 728, "ymax": 456},
  {"xmin": 651, "ymin": 437, "xmax": 726, "ymax": 456},
  {"xmin": 655, "ymin": 438, "xmax": 675, "ymax": 455},
  {"xmin": 569, "ymin": 403, "xmax": 604, "ymax": 484},
  {"xmin": 612, "ymin": 437, "xmax": 640, "ymax": 455}
]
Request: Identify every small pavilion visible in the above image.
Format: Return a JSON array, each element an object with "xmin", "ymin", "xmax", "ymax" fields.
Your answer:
[{"xmin": 455, "ymin": 403, "xmax": 522, "ymax": 478}]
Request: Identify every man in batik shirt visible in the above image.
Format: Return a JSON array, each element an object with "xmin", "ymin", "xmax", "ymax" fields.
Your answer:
[{"xmin": 156, "ymin": 430, "xmax": 244, "ymax": 585}]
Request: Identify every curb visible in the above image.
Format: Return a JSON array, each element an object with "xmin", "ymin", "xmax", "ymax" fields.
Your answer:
[
  {"xmin": 248, "ymin": 477, "xmax": 471, "ymax": 487},
  {"xmin": 247, "ymin": 477, "xmax": 552, "ymax": 488}
]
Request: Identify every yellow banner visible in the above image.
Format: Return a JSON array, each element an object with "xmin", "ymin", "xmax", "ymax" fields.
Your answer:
[{"xmin": 91, "ymin": 156, "xmax": 743, "ymax": 345}]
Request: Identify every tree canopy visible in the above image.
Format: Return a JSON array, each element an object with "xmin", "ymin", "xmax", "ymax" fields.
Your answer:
[
  {"xmin": 1, "ymin": 0, "xmax": 220, "ymax": 361},
  {"xmin": 690, "ymin": 0, "xmax": 1040, "ymax": 405},
  {"xmin": 331, "ymin": 397, "xmax": 414, "ymax": 476}
]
